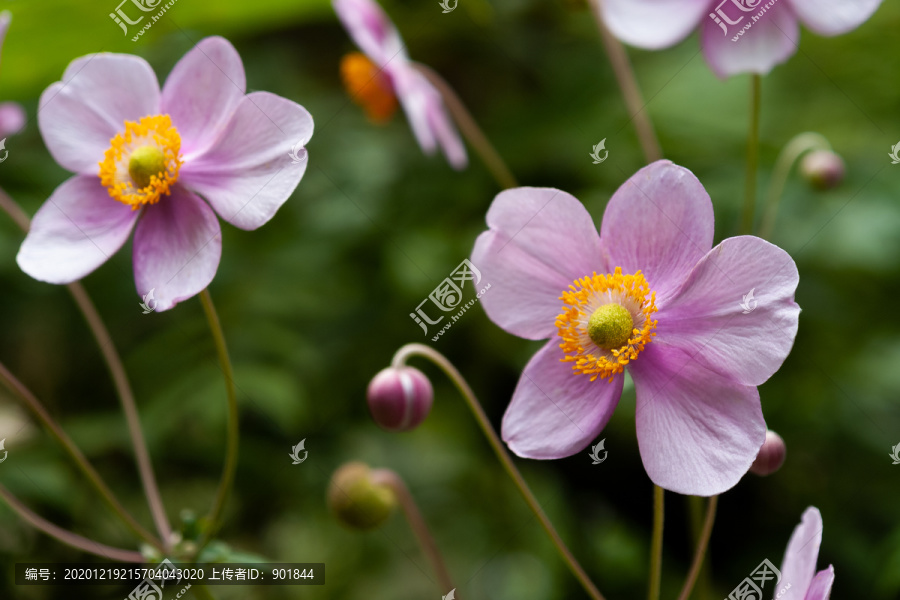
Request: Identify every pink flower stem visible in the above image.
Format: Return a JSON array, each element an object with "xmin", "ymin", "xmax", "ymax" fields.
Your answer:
[
  {"xmin": 0, "ymin": 361, "xmax": 163, "ymax": 552},
  {"xmin": 391, "ymin": 343, "xmax": 606, "ymax": 600},
  {"xmin": 589, "ymin": 0, "xmax": 663, "ymax": 164},
  {"xmin": 0, "ymin": 484, "xmax": 145, "ymax": 562},
  {"xmin": 413, "ymin": 64, "xmax": 519, "ymax": 189},
  {"xmin": 370, "ymin": 468, "xmax": 456, "ymax": 596},
  {"xmin": 648, "ymin": 485, "xmax": 664, "ymax": 600},
  {"xmin": 740, "ymin": 75, "xmax": 762, "ymax": 234},
  {"xmin": 676, "ymin": 495, "xmax": 718, "ymax": 600}
]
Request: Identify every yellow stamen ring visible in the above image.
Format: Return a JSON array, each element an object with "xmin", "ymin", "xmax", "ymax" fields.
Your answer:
[
  {"xmin": 556, "ymin": 267, "xmax": 658, "ymax": 382},
  {"xmin": 99, "ymin": 115, "xmax": 182, "ymax": 209}
]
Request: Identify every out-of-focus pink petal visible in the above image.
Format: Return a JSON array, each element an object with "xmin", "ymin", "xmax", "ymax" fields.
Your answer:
[
  {"xmin": 0, "ymin": 11, "xmax": 12, "ymax": 59},
  {"xmin": 654, "ymin": 236, "xmax": 800, "ymax": 386},
  {"xmin": 629, "ymin": 343, "xmax": 765, "ymax": 496},
  {"xmin": 161, "ymin": 36, "xmax": 246, "ymax": 159},
  {"xmin": 804, "ymin": 566, "xmax": 834, "ymax": 600},
  {"xmin": 333, "ymin": 0, "xmax": 407, "ymax": 67},
  {"xmin": 180, "ymin": 92, "xmax": 314, "ymax": 230},
  {"xmin": 779, "ymin": 507, "xmax": 823, "ymax": 600},
  {"xmin": 0, "ymin": 102, "xmax": 26, "ymax": 137},
  {"xmin": 38, "ymin": 54, "xmax": 160, "ymax": 174},
  {"xmin": 471, "ymin": 187, "xmax": 605, "ymax": 340},
  {"xmin": 502, "ymin": 341, "xmax": 623, "ymax": 459},
  {"xmin": 701, "ymin": 2, "xmax": 799, "ymax": 79},
  {"xmin": 132, "ymin": 187, "xmax": 222, "ymax": 312},
  {"xmin": 598, "ymin": 0, "xmax": 709, "ymax": 49},
  {"xmin": 600, "ymin": 160, "xmax": 714, "ymax": 304},
  {"xmin": 16, "ymin": 176, "xmax": 139, "ymax": 283},
  {"xmin": 426, "ymin": 87, "xmax": 468, "ymax": 169},
  {"xmin": 787, "ymin": 0, "xmax": 882, "ymax": 36},
  {"xmin": 391, "ymin": 66, "xmax": 437, "ymax": 155}
]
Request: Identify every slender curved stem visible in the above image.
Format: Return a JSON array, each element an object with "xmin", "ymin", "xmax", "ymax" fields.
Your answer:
[
  {"xmin": 197, "ymin": 289, "xmax": 239, "ymax": 549},
  {"xmin": 677, "ymin": 495, "xmax": 718, "ymax": 600},
  {"xmin": 414, "ymin": 64, "xmax": 519, "ymax": 189},
  {"xmin": 589, "ymin": 0, "xmax": 663, "ymax": 163},
  {"xmin": 391, "ymin": 344, "xmax": 605, "ymax": 600},
  {"xmin": 740, "ymin": 75, "xmax": 762, "ymax": 234},
  {"xmin": 757, "ymin": 133, "xmax": 832, "ymax": 239},
  {"xmin": 0, "ymin": 186, "xmax": 172, "ymax": 548},
  {"xmin": 371, "ymin": 469, "xmax": 456, "ymax": 595},
  {"xmin": 0, "ymin": 484, "xmax": 145, "ymax": 562},
  {"xmin": 686, "ymin": 496, "xmax": 712, "ymax": 600},
  {"xmin": 0, "ymin": 362, "xmax": 162, "ymax": 551},
  {"xmin": 648, "ymin": 485, "xmax": 664, "ymax": 600}
]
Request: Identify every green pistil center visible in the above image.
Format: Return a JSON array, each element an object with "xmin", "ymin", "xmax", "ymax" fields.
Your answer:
[
  {"xmin": 587, "ymin": 303, "xmax": 634, "ymax": 350},
  {"xmin": 128, "ymin": 145, "xmax": 167, "ymax": 189}
]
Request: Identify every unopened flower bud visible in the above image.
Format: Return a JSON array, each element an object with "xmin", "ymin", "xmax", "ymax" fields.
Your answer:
[
  {"xmin": 327, "ymin": 462, "xmax": 396, "ymax": 530},
  {"xmin": 366, "ymin": 366, "xmax": 433, "ymax": 432},
  {"xmin": 750, "ymin": 430, "xmax": 786, "ymax": 476},
  {"xmin": 800, "ymin": 150, "xmax": 845, "ymax": 190}
]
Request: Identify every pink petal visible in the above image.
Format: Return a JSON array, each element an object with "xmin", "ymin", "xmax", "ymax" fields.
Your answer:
[
  {"xmin": 600, "ymin": 160, "xmax": 714, "ymax": 304},
  {"xmin": 804, "ymin": 566, "xmax": 834, "ymax": 600},
  {"xmin": 779, "ymin": 507, "xmax": 823, "ymax": 600},
  {"xmin": 16, "ymin": 176, "xmax": 139, "ymax": 283},
  {"xmin": 0, "ymin": 11, "xmax": 12, "ymax": 61},
  {"xmin": 392, "ymin": 66, "xmax": 438, "ymax": 155},
  {"xmin": 502, "ymin": 341, "xmax": 624, "ymax": 459},
  {"xmin": 701, "ymin": 1, "xmax": 800, "ymax": 79},
  {"xmin": 629, "ymin": 343, "xmax": 765, "ymax": 496},
  {"xmin": 132, "ymin": 187, "xmax": 222, "ymax": 312},
  {"xmin": 161, "ymin": 36, "xmax": 247, "ymax": 159},
  {"xmin": 787, "ymin": 0, "xmax": 882, "ymax": 36},
  {"xmin": 598, "ymin": 0, "xmax": 709, "ymax": 49},
  {"xmin": 471, "ymin": 187, "xmax": 605, "ymax": 340},
  {"xmin": 426, "ymin": 85, "xmax": 468, "ymax": 170},
  {"xmin": 38, "ymin": 54, "xmax": 160, "ymax": 174},
  {"xmin": 333, "ymin": 0, "xmax": 408, "ymax": 67},
  {"xmin": 0, "ymin": 102, "xmax": 26, "ymax": 137},
  {"xmin": 654, "ymin": 236, "xmax": 800, "ymax": 386},
  {"xmin": 180, "ymin": 92, "xmax": 314, "ymax": 230}
]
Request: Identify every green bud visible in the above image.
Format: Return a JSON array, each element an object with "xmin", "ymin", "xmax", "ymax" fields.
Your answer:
[{"xmin": 327, "ymin": 462, "xmax": 396, "ymax": 531}]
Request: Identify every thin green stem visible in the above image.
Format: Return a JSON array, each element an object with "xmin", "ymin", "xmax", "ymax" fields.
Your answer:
[
  {"xmin": 686, "ymin": 496, "xmax": 712, "ymax": 600},
  {"xmin": 757, "ymin": 132, "xmax": 832, "ymax": 239},
  {"xmin": 740, "ymin": 75, "xmax": 762, "ymax": 234},
  {"xmin": 0, "ymin": 186, "xmax": 172, "ymax": 548},
  {"xmin": 648, "ymin": 485, "xmax": 664, "ymax": 600},
  {"xmin": 372, "ymin": 469, "xmax": 456, "ymax": 596},
  {"xmin": 677, "ymin": 496, "xmax": 718, "ymax": 600},
  {"xmin": 414, "ymin": 64, "xmax": 519, "ymax": 190},
  {"xmin": 197, "ymin": 289, "xmax": 239, "ymax": 550},
  {"xmin": 589, "ymin": 0, "xmax": 663, "ymax": 163},
  {"xmin": 0, "ymin": 483, "xmax": 145, "ymax": 562},
  {"xmin": 391, "ymin": 344, "xmax": 605, "ymax": 600},
  {"xmin": 0, "ymin": 361, "xmax": 163, "ymax": 552}
]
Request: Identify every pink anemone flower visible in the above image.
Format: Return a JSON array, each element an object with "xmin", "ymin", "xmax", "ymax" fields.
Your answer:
[
  {"xmin": 598, "ymin": 0, "xmax": 883, "ymax": 79},
  {"xmin": 777, "ymin": 507, "xmax": 834, "ymax": 600},
  {"xmin": 333, "ymin": 0, "xmax": 467, "ymax": 170},
  {"xmin": 0, "ymin": 11, "xmax": 27, "ymax": 138},
  {"xmin": 17, "ymin": 37, "xmax": 313, "ymax": 311},
  {"xmin": 471, "ymin": 160, "xmax": 800, "ymax": 495}
]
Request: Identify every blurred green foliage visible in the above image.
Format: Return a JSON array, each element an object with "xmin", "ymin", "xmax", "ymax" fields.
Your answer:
[{"xmin": 1, "ymin": 0, "xmax": 899, "ymax": 598}]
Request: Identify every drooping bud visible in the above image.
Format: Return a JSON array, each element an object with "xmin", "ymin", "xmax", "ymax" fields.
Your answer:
[
  {"xmin": 750, "ymin": 430, "xmax": 786, "ymax": 476},
  {"xmin": 366, "ymin": 366, "xmax": 433, "ymax": 432},
  {"xmin": 800, "ymin": 150, "xmax": 845, "ymax": 190},
  {"xmin": 327, "ymin": 462, "xmax": 396, "ymax": 530}
]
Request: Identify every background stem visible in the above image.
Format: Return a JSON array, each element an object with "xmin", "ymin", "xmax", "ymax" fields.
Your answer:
[
  {"xmin": 677, "ymin": 496, "xmax": 718, "ymax": 600},
  {"xmin": 648, "ymin": 485, "xmax": 664, "ymax": 600},
  {"xmin": 740, "ymin": 75, "xmax": 762, "ymax": 234}
]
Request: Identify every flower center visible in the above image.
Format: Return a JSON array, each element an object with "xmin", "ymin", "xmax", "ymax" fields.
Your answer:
[
  {"xmin": 340, "ymin": 52, "xmax": 398, "ymax": 123},
  {"xmin": 99, "ymin": 115, "xmax": 182, "ymax": 209},
  {"xmin": 556, "ymin": 267, "xmax": 658, "ymax": 382}
]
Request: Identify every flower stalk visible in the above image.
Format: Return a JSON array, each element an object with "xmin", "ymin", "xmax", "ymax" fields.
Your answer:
[
  {"xmin": 677, "ymin": 495, "xmax": 718, "ymax": 600},
  {"xmin": 648, "ymin": 485, "xmax": 664, "ymax": 600},
  {"xmin": 741, "ymin": 75, "xmax": 762, "ymax": 234}
]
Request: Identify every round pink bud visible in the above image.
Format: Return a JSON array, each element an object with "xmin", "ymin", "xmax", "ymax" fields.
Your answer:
[
  {"xmin": 800, "ymin": 150, "xmax": 845, "ymax": 190},
  {"xmin": 750, "ymin": 430, "xmax": 786, "ymax": 476},
  {"xmin": 366, "ymin": 367, "xmax": 433, "ymax": 432}
]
